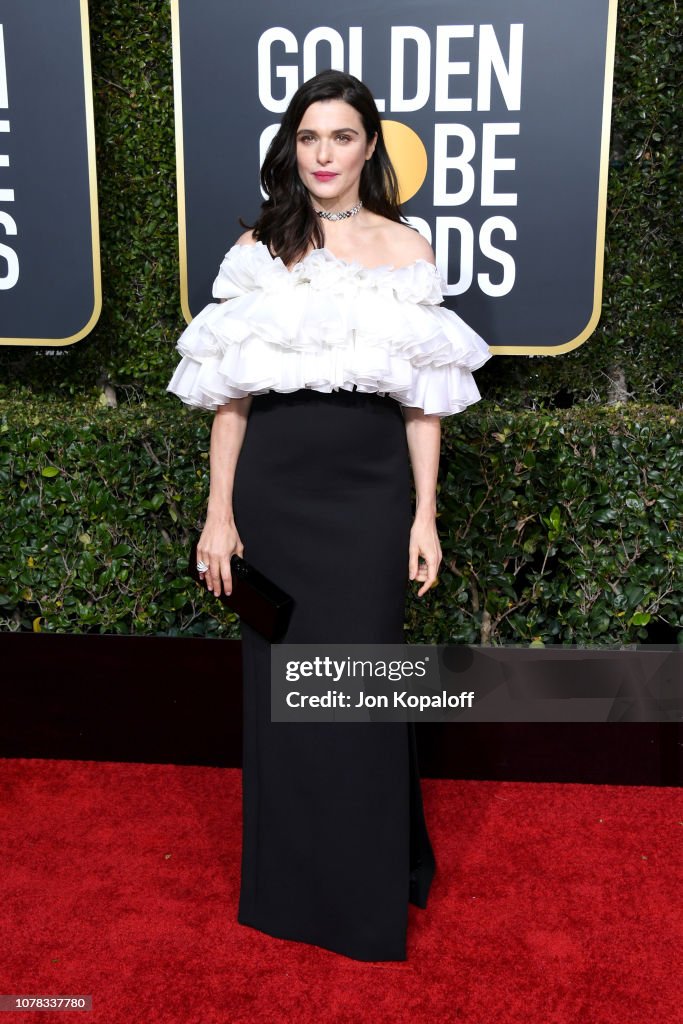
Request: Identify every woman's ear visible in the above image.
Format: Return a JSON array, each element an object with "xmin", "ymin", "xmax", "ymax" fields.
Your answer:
[{"xmin": 365, "ymin": 132, "xmax": 378, "ymax": 160}]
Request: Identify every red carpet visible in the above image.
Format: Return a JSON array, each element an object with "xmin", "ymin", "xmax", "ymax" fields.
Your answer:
[{"xmin": 0, "ymin": 758, "xmax": 680, "ymax": 1023}]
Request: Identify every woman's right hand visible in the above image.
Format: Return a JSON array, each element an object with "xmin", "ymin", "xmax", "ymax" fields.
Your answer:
[{"xmin": 196, "ymin": 517, "xmax": 244, "ymax": 597}]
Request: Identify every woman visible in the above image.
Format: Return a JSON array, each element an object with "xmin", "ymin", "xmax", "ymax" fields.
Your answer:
[{"xmin": 167, "ymin": 70, "xmax": 490, "ymax": 961}]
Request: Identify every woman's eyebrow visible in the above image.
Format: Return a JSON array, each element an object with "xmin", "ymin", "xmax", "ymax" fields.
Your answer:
[{"xmin": 296, "ymin": 127, "xmax": 360, "ymax": 135}]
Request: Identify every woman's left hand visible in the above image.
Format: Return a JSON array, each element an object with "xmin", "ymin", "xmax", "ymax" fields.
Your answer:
[{"xmin": 408, "ymin": 515, "xmax": 442, "ymax": 598}]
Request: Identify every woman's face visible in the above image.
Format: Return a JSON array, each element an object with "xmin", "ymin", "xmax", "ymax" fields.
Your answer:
[{"xmin": 296, "ymin": 99, "xmax": 377, "ymax": 209}]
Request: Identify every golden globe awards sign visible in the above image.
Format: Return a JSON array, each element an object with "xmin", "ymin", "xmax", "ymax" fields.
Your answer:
[
  {"xmin": 0, "ymin": 1, "xmax": 100, "ymax": 346},
  {"xmin": 172, "ymin": 0, "xmax": 617, "ymax": 354}
]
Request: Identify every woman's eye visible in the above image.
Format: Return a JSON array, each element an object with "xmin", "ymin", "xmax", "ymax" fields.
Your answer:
[
  {"xmin": 336, "ymin": 134, "xmax": 351, "ymax": 143},
  {"xmin": 299, "ymin": 135, "xmax": 315, "ymax": 144}
]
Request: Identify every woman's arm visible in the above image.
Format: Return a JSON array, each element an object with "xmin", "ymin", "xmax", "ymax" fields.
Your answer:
[
  {"xmin": 403, "ymin": 407, "xmax": 443, "ymax": 598},
  {"xmin": 197, "ymin": 395, "xmax": 253, "ymax": 597}
]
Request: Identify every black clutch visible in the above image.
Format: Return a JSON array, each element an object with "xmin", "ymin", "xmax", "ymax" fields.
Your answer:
[{"xmin": 188, "ymin": 539, "xmax": 294, "ymax": 642}]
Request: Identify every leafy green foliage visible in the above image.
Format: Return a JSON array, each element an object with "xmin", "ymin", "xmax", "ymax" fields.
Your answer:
[
  {"xmin": 0, "ymin": 397, "xmax": 238, "ymax": 637},
  {"xmin": 2, "ymin": 398, "xmax": 680, "ymax": 643},
  {"xmin": 405, "ymin": 404, "xmax": 683, "ymax": 644}
]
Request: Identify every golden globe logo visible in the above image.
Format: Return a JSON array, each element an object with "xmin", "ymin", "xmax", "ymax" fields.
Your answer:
[
  {"xmin": 173, "ymin": 0, "xmax": 618, "ymax": 351},
  {"xmin": 257, "ymin": 23, "xmax": 523, "ymax": 297},
  {"xmin": 380, "ymin": 120, "xmax": 428, "ymax": 203}
]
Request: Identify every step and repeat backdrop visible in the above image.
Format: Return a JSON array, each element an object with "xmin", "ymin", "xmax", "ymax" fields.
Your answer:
[
  {"xmin": 0, "ymin": 1, "xmax": 617, "ymax": 353},
  {"xmin": 0, "ymin": 0, "xmax": 101, "ymax": 346},
  {"xmin": 172, "ymin": 0, "xmax": 617, "ymax": 354}
]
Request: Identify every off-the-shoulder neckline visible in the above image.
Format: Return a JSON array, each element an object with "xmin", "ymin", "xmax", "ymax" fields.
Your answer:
[{"xmin": 235, "ymin": 239, "xmax": 438, "ymax": 276}]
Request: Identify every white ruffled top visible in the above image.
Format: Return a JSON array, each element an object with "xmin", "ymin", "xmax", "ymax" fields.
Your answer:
[{"xmin": 166, "ymin": 241, "xmax": 491, "ymax": 417}]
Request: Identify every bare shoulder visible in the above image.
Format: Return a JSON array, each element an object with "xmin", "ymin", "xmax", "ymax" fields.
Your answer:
[
  {"xmin": 235, "ymin": 229, "xmax": 258, "ymax": 247},
  {"xmin": 380, "ymin": 220, "xmax": 435, "ymax": 268}
]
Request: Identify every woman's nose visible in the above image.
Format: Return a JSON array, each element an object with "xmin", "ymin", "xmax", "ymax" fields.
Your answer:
[{"xmin": 316, "ymin": 140, "xmax": 332, "ymax": 164}]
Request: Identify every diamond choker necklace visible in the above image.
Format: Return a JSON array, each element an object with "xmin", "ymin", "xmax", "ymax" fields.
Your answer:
[{"xmin": 315, "ymin": 200, "xmax": 363, "ymax": 222}]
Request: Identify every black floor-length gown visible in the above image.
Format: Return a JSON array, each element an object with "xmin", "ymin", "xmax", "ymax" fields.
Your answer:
[
  {"xmin": 167, "ymin": 240, "xmax": 491, "ymax": 961},
  {"xmin": 232, "ymin": 387, "xmax": 436, "ymax": 961}
]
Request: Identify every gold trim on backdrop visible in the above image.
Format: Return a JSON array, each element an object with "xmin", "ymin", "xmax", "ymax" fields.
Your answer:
[
  {"xmin": 1, "ymin": 0, "xmax": 102, "ymax": 347},
  {"xmin": 488, "ymin": 0, "xmax": 618, "ymax": 355},
  {"xmin": 173, "ymin": 0, "xmax": 619, "ymax": 353},
  {"xmin": 171, "ymin": 0, "xmax": 192, "ymax": 324}
]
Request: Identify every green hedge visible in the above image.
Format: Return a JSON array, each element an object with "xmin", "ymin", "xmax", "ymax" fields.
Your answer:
[
  {"xmin": 408, "ymin": 403, "xmax": 682, "ymax": 645},
  {"xmin": 0, "ymin": 0, "xmax": 680, "ymax": 408},
  {"xmin": 1, "ymin": 398, "xmax": 680, "ymax": 644}
]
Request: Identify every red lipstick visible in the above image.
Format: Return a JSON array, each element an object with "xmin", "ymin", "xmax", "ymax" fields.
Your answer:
[{"xmin": 313, "ymin": 172, "xmax": 338, "ymax": 181}]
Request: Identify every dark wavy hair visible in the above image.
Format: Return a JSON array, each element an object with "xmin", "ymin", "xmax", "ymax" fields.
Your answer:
[{"xmin": 248, "ymin": 70, "xmax": 403, "ymax": 266}]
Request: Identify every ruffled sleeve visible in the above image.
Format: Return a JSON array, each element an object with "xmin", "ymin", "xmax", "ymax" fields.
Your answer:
[{"xmin": 166, "ymin": 242, "xmax": 491, "ymax": 417}]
